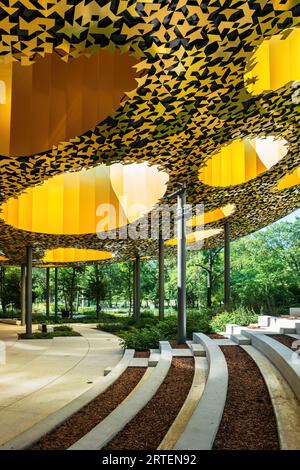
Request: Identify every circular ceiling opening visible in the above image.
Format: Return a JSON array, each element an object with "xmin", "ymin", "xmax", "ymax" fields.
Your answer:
[
  {"xmin": 199, "ymin": 136, "xmax": 288, "ymax": 187},
  {"xmin": 0, "ymin": 49, "xmax": 138, "ymax": 157},
  {"xmin": 165, "ymin": 228, "xmax": 223, "ymax": 246},
  {"xmin": 43, "ymin": 248, "xmax": 113, "ymax": 264},
  {"xmin": 244, "ymin": 27, "xmax": 300, "ymax": 95},
  {"xmin": 0, "ymin": 162, "xmax": 169, "ymax": 235},
  {"xmin": 275, "ymin": 167, "xmax": 300, "ymax": 190},
  {"xmin": 187, "ymin": 204, "xmax": 236, "ymax": 227}
]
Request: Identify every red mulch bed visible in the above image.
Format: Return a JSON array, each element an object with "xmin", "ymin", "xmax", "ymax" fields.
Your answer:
[
  {"xmin": 213, "ymin": 346, "xmax": 279, "ymax": 450},
  {"xmin": 134, "ymin": 351, "xmax": 150, "ymax": 358},
  {"xmin": 169, "ymin": 340, "xmax": 188, "ymax": 349},
  {"xmin": 209, "ymin": 333, "xmax": 226, "ymax": 339},
  {"xmin": 104, "ymin": 357, "xmax": 194, "ymax": 450},
  {"xmin": 30, "ymin": 368, "xmax": 146, "ymax": 450},
  {"xmin": 269, "ymin": 334, "xmax": 296, "ymax": 350}
]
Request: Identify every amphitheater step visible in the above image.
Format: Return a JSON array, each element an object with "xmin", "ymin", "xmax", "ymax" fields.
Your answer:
[
  {"xmin": 187, "ymin": 342, "xmax": 206, "ymax": 357},
  {"xmin": 148, "ymin": 349, "xmax": 160, "ymax": 367},
  {"xmin": 172, "ymin": 349, "xmax": 193, "ymax": 357},
  {"xmin": 230, "ymin": 334, "xmax": 251, "ymax": 345},
  {"xmin": 279, "ymin": 327, "xmax": 296, "ymax": 334}
]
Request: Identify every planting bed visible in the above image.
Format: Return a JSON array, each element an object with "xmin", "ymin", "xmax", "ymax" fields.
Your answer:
[
  {"xmin": 105, "ymin": 357, "xmax": 194, "ymax": 450},
  {"xmin": 30, "ymin": 367, "xmax": 145, "ymax": 450},
  {"xmin": 213, "ymin": 346, "xmax": 279, "ymax": 450},
  {"xmin": 269, "ymin": 334, "xmax": 296, "ymax": 350}
]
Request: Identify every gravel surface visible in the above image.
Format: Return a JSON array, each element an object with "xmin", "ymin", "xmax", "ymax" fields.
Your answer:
[
  {"xmin": 269, "ymin": 334, "xmax": 296, "ymax": 350},
  {"xmin": 30, "ymin": 367, "xmax": 145, "ymax": 450},
  {"xmin": 105, "ymin": 357, "xmax": 194, "ymax": 450},
  {"xmin": 213, "ymin": 346, "xmax": 279, "ymax": 450}
]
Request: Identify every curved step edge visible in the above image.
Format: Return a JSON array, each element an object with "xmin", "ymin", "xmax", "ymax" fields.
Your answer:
[
  {"xmin": 68, "ymin": 341, "xmax": 172, "ymax": 450},
  {"xmin": 174, "ymin": 333, "xmax": 228, "ymax": 450},
  {"xmin": 0, "ymin": 349, "xmax": 135, "ymax": 450},
  {"xmin": 158, "ymin": 356, "xmax": 208, "ymax": 450},
  {"xmin": 241, "ymin": 345, "xmax": 300, "ymax": 450},
  {"xmin": 242, "ymin": 331, "xmax": 300, "ymax": 403}
]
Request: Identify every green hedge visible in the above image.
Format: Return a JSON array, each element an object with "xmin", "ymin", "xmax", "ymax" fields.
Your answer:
[{"xmin": 210, "ymin": 307, "xmax": 259, "ymax": 333}]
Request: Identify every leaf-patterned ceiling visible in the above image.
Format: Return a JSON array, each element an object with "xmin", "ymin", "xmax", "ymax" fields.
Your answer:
[{"xmin": 0, "ymin": 0, "xmax": 299, "ymax": 265}]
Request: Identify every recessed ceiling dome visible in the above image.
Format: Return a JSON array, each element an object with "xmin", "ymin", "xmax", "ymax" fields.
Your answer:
[
  {"xmin": 188, "ymin": 204, "xmax": 236, "ymax": 228},
  {"xmin": 199, "ymin": 137, "xmax": 288, "ymax": 187},
  {"xmin": 244, "ymin": 27, "xmax": 300, "ymax": 95},
  {"xmin": 0, "ymin": 49, "xmax": 137, "ymax": 157},
  {"xmin": 275, "ymin": 167, "xmax": 300, "ymax": 190},
  {"xmin": 43, "ymin": 248, "xmax": 113, "ymax": 264},
  {"xmin": 165, "ymin": 228, "xmax": 223, "ymax": 246},
  {"xmin": 0, "ymin": 162, "xmax": 169, "ymax": 235}
]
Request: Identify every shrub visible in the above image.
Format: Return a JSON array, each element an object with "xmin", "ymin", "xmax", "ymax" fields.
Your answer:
[
  {"xmin": 18, "ymin": 332, "xmax": 53, "ymax": 340},
  {"xmin": 210, "ymin": 307, "xmax": 259, "ymax": 333},
  {"xmin": 53, "ymin": 325, "xmax": 73, "ymax": 332},
  {"xmin": 119, "ymin": 326, "xmax": 161, "ymax": 350},
  {"xmin": 53, "ymin": 329, "xmax": 81, "ymax": 337}
]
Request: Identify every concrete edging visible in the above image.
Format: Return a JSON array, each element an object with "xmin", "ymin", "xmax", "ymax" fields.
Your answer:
[
  {"xmin": 158, "ymin": 356, "xmax": 208, "ymax": 450},
  {"xmin": 0, "ymin": 349, "xmax": 134, "ymax": 450},
  {"xmin": 174, "ymin": 333, "xmax": 228, "ymax": 450},
  {"xmin": 242, "ymin": 331, "xmax": 300, "ymax": 403},
  {"xmin": 68, "ymin": 341, "xmax": 172, "ymax": 450},
  {"xmin": 242, "ymin": 345, "xmax": 300, "ymax": 450}
]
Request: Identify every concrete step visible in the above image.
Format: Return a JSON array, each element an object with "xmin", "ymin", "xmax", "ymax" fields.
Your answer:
[
  {"xmin": 279, "ymin": 327, "xmax": 296, "ymax": 334},
  {"xmin": 172, "ymin": 348, "xmax": 193, "ymax": 357},
  {"xmin": 230, "ymin": 334, "xmax": 251, "ymax": 345},
  {"xmin": 189, "ymin": 343, "xmax": 206, "ymax": 357},
  {"xmin": 129, "ymin": 358, "xmax": 148, "ymax": 367},
  {"xmin": 148, "ymin": 349, "xmax": 160, "ymax": 367}
]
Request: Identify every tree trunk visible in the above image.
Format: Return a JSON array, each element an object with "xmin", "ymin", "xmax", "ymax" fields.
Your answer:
[{"xmin": 0, "ymin": 267, "xmax": 7, "ymax": 316}]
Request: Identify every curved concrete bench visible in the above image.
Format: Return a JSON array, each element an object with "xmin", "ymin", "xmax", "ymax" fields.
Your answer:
[
  {"xmin": 242, "ymin": 331, "xmax": 300, "ymax": 403},
  {"xmin": 0, "ymin": 349, "xmax": 134, "ymax": 450},
  {"xmin": 242, "ymin": 345, "xmax": 300, "ymax": 450},
  {"xmin": 174, "ymin": 333, "xmax": 228, "ymax": 450},
  {"xmin": 69, "ymin": 341, "xmax": 172, "ymax": 450}
]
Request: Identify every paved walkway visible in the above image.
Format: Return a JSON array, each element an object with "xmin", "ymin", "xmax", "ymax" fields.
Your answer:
[{"xmin": 0, "ymin": 323, "xmax": 122, "ymax": 445}]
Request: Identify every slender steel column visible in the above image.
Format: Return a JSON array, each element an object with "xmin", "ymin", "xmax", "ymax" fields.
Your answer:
[
  {"xmin": 46, "ymin": 267, "xmax": 50, "ymax": 317},
  {"xmin": 158, "ymin": 232, "xmax": 165, "ymax": 321},
  {"xmin": 25, "ymin": 246, "xmax": 32, "ymax": 335},
  {"xmin": 133, "ymin": 256, "xmax": 141, "ymax": 322},
  {"xmin": 224, "ymin": 221, "xmax": 231, "ymax": 307},
  {"xmin": 54, "ymin": 267, "xmax": 58, "ymax": 320},
  {"xmin": 207, "ymin": 250, "xmax": 212, "ymax": 308},
  {"xmin": 177, "ymin": 185, "xmax": 186, "ymax": 343},
  {"xmin": 21, "ymin": 264, "xmax": 26, "ymax": 326}
]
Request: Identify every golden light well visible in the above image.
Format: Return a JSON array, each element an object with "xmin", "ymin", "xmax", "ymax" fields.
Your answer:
[
  {"xmin": 199, "ymin": 137, "xmax": 288, "ymax": 187},
  {"xmin": 275, "ymin": 167, "xmax": 300, "ymax": 190},
  {"xmin": 0, "ymin": 49, "xmax": 137, "ymax": 157},
  {"xmin": 188, "ymin": 204, "xmax": 236, "ymax": 228},
  {"xmin": 245, "ymin": 27, "xmax": 300, "ymax": 95},
  {"xmin": 43, "ymin": 248, "xmax": 113, "ymax": 264},
  {"xmin": 0, "ymin": 162, "xmax": 169, "ymax": 235},
  {"xmin": 165, "ymin": 228, "xmax": 223, "ymax": 246}
]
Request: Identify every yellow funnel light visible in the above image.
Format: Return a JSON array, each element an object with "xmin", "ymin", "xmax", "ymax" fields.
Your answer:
[
  {"xmin": 165, "ymin": 228, "xmax": 223, "ymax": 246},
  {"xmin": 0, "ymin": 162, "xmax": 169, "ymax": 235},
  {"xmin": 199, "ymin": 137, "xmax": 288, "ymax": 187},
  {"xmin": 43, "ymin": 248, "xmax": 113, "ymax": 264},
  {"xmin": 275, "ymin": 167, "xmax": 300, "ymax": 190},
  {"xmin": 245, "ymin": 28, "xmax": 300, "ymax": 95},
  {"xmin": 0, "ymin": 49, "xmax": 137, "ymax": 157},
  {"xmin": 0, "ymin": 255, "xmax": 8, "ymax": 262},
  {"xmin": 188, "ymin": 204, "xmax": 236, "ymax": 228}
]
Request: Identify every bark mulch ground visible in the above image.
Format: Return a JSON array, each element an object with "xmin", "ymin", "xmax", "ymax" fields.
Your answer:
[
  {"xmin": 30, "ymin": 367, "xmax": 145, "ymax": 450},
  {"xmin": 209, "ymin": 333, "xmax": 226, "ymax": 339},
  {"xmin": 269, "ymin": 334, "xmax": 296, "ymax": 350},
  {"xmin": 169, "ymin": 340, "xmax": 189, "ymax": 349},
  {"xmin": 134, "ymin": 351, "xmax": 150, "ymax": 358},
  {"xmin": 213, "ymin": 346, "xmax": 279, "ymax": 450},
  {"xmin": 104, "ymin": 357, "xmax": 194, "ymax": 450}
]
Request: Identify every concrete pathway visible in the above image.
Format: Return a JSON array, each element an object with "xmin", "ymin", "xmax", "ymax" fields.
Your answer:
[{"xmin": 0, "ymin": 323, "xmax": 122, "ymax": 445}]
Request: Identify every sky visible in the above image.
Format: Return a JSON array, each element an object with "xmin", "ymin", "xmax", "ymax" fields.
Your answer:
[{"xmin": 277, "ymin": 207, "xmax": 300, "ymax": 223}]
